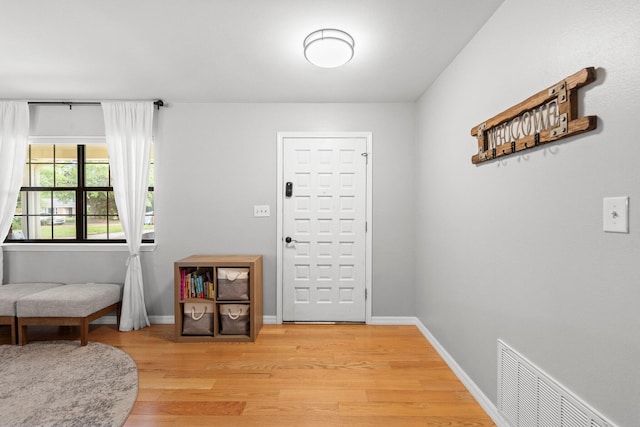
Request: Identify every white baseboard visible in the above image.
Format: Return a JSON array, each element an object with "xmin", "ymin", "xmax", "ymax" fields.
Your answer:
[
  {"xmin": 149, "ymin": 315, "xmax": 175, "ymax": 324},
  {"xmin": 90, "ymin": 316, "xmax": 118, "ymax": 325},
  {"xmin": 263, "ymin": 315, "xmax": 278, "ymax": 324},
  {"xmin": 412, "ymin": 318, "xmax": 508, "ymax": 427},
  {"xmin": 369, "ymin": 316, "xmax": 418, "ymax": 325},
  {"xmin": 98, "ymin": 315, "xmax": 408, "ymax": 326},
  {"xmin": 91, "ymin": 315, "xmax": 174, "ymax": 325},
  {"xmin": 94, "ymin": 315, "xmax": 277, "ymax": 325}
]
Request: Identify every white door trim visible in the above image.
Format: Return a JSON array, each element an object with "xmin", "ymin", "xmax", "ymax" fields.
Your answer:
[{"xmin": 276, "ymin": 131, "xmax": 372, "ymax": 324}]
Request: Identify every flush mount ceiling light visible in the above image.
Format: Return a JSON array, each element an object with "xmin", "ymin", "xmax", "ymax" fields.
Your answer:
[{"xmin": 303, "ymin": 28, "xmax": 354, "ymax": 68}]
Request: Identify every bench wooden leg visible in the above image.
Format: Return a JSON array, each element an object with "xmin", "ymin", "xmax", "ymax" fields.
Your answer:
[
  {"xmin": 11, "ymin": 318, "xmax": 17, "ymax": 345},
  {"xmin": 18, "ymin": 322, "xmax": 28, "ymax": 346},
  {"xmin": 80, "ymin": 318, "xmax": 88, "ymax": 346},
  {"xmin": 116, "ymin": 302, "xmax": 122, "ymax": 329}
]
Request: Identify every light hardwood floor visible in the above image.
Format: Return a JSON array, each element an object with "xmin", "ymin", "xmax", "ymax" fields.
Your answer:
[{"xmin": 1, "ymin": 323, "xmax": 496, "ymax": 426}]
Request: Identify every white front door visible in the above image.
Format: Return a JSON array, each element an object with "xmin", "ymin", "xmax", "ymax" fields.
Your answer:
[{"xmin": 280, "ymin": 135, "xmax": 368, "ymax": 322}]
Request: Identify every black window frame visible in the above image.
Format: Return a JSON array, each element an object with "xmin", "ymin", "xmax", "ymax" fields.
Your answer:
[{"xmin": 5, "ymin": 143, "xmax": 154, "ymax": 244}]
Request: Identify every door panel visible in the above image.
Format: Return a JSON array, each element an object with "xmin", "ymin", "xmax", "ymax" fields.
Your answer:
[{"xmin": 282, "ymin": 137, "xmax": 367, "ymax": 322}]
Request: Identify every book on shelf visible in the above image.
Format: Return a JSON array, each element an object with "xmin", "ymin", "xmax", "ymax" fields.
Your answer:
[{"xmin": 180, "ymin": 267, "xmax": 214, "ymax": 300}]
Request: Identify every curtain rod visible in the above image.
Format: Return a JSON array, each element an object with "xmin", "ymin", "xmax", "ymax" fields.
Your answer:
[{"xmin": 27, "ymin": 100, "xmax": 164, "ymax": 109}]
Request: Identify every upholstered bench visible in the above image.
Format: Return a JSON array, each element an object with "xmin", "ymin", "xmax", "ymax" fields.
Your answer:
[
  {"xmin": 0, "ymin": 283, "xmax": 65, "ymax": 344},
  {"xmin": 16, "ymin": 283, "xmax": 123, "ymax": 346}
]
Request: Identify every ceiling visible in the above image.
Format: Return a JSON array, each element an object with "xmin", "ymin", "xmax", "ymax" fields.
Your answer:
[{"xmin": 0, "ymin": 0, "xmax": 504, "ymax": 103}]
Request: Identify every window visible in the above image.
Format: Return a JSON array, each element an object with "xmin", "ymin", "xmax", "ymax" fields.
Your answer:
[{"xmin": 5, "ymin": 143, "xmax": 154, "ymax": 243}]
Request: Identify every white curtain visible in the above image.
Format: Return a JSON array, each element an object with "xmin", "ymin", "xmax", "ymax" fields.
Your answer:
[
  {"xmin": 0, "ymin": 102, "xmax": 29, "ymax": 285},
  {"xmin": 102, "ymin": 101, "xmax": 154, "ymax": 331}
]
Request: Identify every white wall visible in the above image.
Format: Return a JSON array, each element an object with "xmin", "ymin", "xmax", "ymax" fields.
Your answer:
[
  {"xmin": 5, "ymin": 102, "xmax": 417, "ymax": 319},
  {"xmin": 415, "ymin": 0, "xmax": 640, "ymax": 425}
]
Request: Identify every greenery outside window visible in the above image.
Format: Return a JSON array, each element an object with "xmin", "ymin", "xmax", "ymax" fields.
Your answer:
[{"xmin": 5, "ymin": 143, "xmax": 154, "ymax": 243}]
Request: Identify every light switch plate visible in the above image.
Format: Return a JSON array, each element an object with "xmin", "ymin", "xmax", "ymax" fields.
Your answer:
[
  {"xmin": 603, "ymin": 196, "xmax": 628, "ymax": 233},
  {"xmin": 253, "ymin": 205, "xmax": 270, "ymax": 217}
]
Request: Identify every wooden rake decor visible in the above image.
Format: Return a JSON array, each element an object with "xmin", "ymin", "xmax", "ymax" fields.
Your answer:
[{"xmin": 470, "ymin": 67, "xmax": 598, "ymax": 164}]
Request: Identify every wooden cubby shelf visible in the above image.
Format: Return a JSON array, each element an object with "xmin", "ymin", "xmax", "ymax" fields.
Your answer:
[{"xmin": 174, "ymin": 255, "xmax": 263, "ymax": 342}]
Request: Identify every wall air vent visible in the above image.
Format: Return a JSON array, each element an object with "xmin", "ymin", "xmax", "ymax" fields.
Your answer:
[{"xmin": 497, "ymin": 340, "xmax": 616, "ymax": 427}]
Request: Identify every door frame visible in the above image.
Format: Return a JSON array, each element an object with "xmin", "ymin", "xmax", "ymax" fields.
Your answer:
[{"xmin": 276, "ymin": 131, "xmax": 373, "ymax": 324}]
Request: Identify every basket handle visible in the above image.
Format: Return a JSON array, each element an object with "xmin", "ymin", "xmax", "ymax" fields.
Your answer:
[
  {"xmin": 226, "ymin": 271, "xmax": 241, "ymax": 281},
  {"xmin": 227, "ymin": 308, "xmax": 241, "ymax": 320},
  {"xmin": 191, "ymin": 305, "xmax": 208, "ymax": 320}
]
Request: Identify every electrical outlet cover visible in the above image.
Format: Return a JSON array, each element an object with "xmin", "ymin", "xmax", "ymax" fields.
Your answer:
[
  {"xmin": 603, "ymin": 196, "xmax": 628, "ymax": 233},
  {"xmin": 253, "ymin": 205, "xmax": 270, "ymax": 217}
]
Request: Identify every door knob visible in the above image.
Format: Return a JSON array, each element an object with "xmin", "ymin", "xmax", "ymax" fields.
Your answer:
[{"xmin": 285, "ymin": 236, "xmax": 297, "ymax": 244}]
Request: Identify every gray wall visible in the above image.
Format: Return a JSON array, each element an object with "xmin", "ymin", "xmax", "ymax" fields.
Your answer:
[
  {"xmin": 415, "ymin": 0, "xmax": 640, "ymax": 425},
  {"xmin": 5, "ymin": 102, "xmax": 417, "ymax": 319}
]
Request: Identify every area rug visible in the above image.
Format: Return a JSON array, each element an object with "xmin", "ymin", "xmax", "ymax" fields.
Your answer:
[{"xmin": 0, "ymin": 341, "xmax": 138, "ymax": 427}]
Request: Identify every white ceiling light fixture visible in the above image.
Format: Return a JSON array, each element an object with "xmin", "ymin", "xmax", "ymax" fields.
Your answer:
[{"xmin": 303, "ymin": 28, "xmax": 355, "ymax": 68}]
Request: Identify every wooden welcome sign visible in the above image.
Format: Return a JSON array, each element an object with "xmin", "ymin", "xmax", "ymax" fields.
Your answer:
[{"xmin": 471, "ymin": 67, "xmax": 597, "ymax": 164}]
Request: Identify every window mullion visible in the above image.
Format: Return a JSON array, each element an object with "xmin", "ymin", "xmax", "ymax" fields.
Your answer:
[{"xmin": 77, "ymin": 145, "xmax": 85, "ymax": 241}]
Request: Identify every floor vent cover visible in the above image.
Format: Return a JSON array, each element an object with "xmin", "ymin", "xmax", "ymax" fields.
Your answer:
[{"xmin": 497, "ymin": 340, "xmax": 615, "ymax": 427}]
